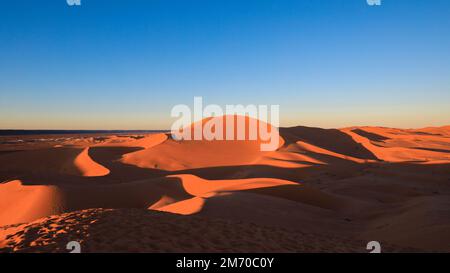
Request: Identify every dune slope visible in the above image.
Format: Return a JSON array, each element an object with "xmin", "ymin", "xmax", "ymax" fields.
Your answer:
[{"xmin": 0, "ymin": 208, "xmax": 415, "ymax": 253}]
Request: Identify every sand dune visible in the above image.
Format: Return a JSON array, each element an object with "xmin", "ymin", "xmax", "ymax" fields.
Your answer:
[
  {"xmin": 121, "ymin": 116, "xmax": 282, "ymax": 171},
  {"xmin": 1, "ymin": 122, "xmax": 450, "ymax": 252},
  {"xmin": 121, "ymin": 138, "xmax": 265, "ymax": 171},
  {"xmin": 152, "ymin": 174, "xmax": 297, "ymax": 215},
  {"xmin": 0, "ymin": 174, "xmax": 297, "ymax": 226},
  {"xmin": 73, "ymin": 148, "xmax": 110, "ymax": 177},
  {"xmin": 94, "ymin": 133, "xmax": 168, "ymax": 149},
  {"xmin": 0, "ymin": 148, "xmax": 84, "ymax": 177},
  {"xmin": 0, "ymin": 180, "xmax": 62, "ymax": 226},
  {"xmin": 172, "ymin": 174, "xmax": 296, "ymax": 197},
  {"xmin": 342, "ymin": 127, "xmax": 450, "ymax": 162},
  {"xmin": 294, "ymin": 140, "xmax": 373, "ymax": 163},
  {"xmin": 0, "ymin": 146, "xmax": 110, "ymax": 178}
]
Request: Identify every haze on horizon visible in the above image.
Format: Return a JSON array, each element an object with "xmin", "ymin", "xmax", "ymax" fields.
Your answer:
[{"xmin": 1, "ymin": 0, "xmax": 450, "ymax": 130}]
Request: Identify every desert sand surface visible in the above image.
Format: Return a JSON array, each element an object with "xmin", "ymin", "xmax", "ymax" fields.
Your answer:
[
  {"xmin": 1, "ymin": 121, "xmax": 450, "ymax": 252},
  {"xmin": 0, "ymin": 208, "xmax": 415, "ymax": 253}
]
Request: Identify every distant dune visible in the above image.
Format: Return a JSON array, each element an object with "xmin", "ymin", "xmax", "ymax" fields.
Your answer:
[{"xmin": 1, "ymin": 120, "xmax": 450, "ymax": 252}]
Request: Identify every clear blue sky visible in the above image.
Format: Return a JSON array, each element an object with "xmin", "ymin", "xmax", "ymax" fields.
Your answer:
[{"xmin": 1, "ymin": 0, "xmax": 449, "ymax": 129}]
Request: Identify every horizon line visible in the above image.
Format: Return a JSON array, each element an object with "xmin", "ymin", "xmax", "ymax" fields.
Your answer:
[{"xmin": 1, "ymin": 123, "xmax": 449, "ymax": 133}]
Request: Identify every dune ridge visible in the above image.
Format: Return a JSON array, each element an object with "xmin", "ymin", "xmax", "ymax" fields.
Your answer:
[
  {"xmin": 151, "ymin": 174, "xmax": 297, "ymax": 215},
  {"xmin": 73, "ymin": 148, "xmax": 110, "ymax": 177}
]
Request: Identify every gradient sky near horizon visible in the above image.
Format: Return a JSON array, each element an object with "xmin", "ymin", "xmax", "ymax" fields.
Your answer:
[{"xmin": 1, "ymin": 0, "xmax": 450, "ymax": 130}]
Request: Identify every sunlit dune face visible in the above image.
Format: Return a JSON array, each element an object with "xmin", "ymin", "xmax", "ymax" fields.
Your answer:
[
  {"xmin": 149, "ymin": 174, "xmax": 297, "ymax": 215},
  {"xmin": 73, "ymin": 148, "xmax": 110, "ymax": 177},
  {"xmin": 341, "ymin": 127, "xmax": 450, "ymax": 162},
  {"xmin": 94, "ymin": 133, "xmax": 168, "ymax": 149},
  {"xmin": 121, "ymin": 138, "xmax": 265, "ymax": 171},
  {"xmin": 0, "ymin": 180, "xmax": 62, "ymax": 226},
  {"xmin": 172, "ymin": 115, "xmax": 283, "ymax": 151},
  {"xmin": 121, "ymin": 115, "xmax": 284, "ymax": 171}
]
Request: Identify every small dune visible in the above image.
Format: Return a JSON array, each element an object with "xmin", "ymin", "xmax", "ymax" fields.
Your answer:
[
  {"xmin": 0, "ymin": 147, "xmax": 109, "ymax": 177},
  {"xmin": 95, "ymin": 133, "xmax": 168, "ymax": 149},
  {"xmin": 151, "ymin": 174, "xmax": 297, "ymax": 215},
  {"xmin": 73, "ymin": 148, "xmax": 110, "ymax": 177}
]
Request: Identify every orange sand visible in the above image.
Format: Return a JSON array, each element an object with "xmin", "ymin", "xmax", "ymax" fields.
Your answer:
[{"xmin": 1, "ymin": 121, "xmax": 450, "ymax": 252}]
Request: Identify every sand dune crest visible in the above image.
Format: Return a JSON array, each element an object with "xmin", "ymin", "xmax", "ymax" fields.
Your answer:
[{"xmin": 73, "ymin": 148, "xmax": 110, "ymax": 177}]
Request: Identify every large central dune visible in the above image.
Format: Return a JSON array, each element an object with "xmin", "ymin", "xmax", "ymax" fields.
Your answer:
[
  {"xmin": 122, "ymin": 115, "xmax": 283, "ymax": 171},
  {"xmin": 1, "ymin": 121, "xmax": 450, "ymax": 252}
]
